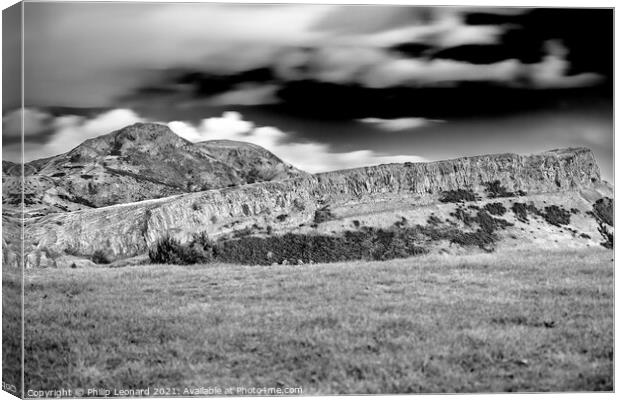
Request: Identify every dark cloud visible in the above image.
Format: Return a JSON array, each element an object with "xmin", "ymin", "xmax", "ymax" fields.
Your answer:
[
  {"xmin": 13, "ymin": 4, "xmax": 612, "ymax": 180},
  {"xmin": 269, "ymin": 81, "xmax": 611, "ymax": 120},
  {"xmin": 430, "ymin": 42, "xmax": 542, "ymax": 65},
  {"xmin": 464, "ymin": 8, "xmax": 613, "ymax": 78},
  {"xmin": 389, "ymin": 42, "xmax": 434, "ymax": 58},
  {"xmin": 112, "ymin": 6, "xmax": 610, "ymax": 121}
]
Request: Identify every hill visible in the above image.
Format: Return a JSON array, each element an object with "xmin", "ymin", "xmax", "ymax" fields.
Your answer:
[
  {"xmin": 2, "ymin": 123, "xmax": 306, "ymax": 215},
  {"xmin": 7, "ymin": 144, "xmax": 612, "ymax": 268}
]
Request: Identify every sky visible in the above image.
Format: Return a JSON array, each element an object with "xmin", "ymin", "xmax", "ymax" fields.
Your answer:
[{"xmin": 1, "ymin": 2, "xmax": 613, "ymax": 179}]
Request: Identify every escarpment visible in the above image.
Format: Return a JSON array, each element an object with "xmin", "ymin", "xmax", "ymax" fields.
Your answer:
[
  {"xmin": 314, "ymin": 147, "xmax": 600, "ymax": 199},
  {"xmin": 16, "ymin": 147, "xmax": 605, "ymax": 268}
]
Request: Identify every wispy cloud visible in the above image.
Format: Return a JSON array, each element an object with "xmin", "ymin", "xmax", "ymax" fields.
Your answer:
[
  {"xmin": 24, "ymin": 3, "xmax": 331, "ymax": 106},
  {"xmin": 357, "ymin": 117, "xmax": 442, "ymax": 131},
  {"xmin": 168, "ymin": 112, "xmax": 426, "ymax": 172},
  {"xmin": 7, "ymin": 108, "xmax": 425, "ymax": 173}
]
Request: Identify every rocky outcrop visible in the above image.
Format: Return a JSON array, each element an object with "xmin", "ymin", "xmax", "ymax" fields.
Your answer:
[
  {"xmin": 17, "ymin": 147, "xmax": 602, "ymax": 268},
  {"xmin": 3, "ymin": 123, "xmax": 306, "ymax": 216}
]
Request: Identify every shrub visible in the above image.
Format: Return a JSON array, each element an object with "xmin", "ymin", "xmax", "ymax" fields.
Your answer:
[
  {"xmin": 233, "ymin": 227, "xmax": 253, "ymax": 238},
  {"xmin": 452, "ymin": 208, "xmax": 512, "ymax": 233},
  {"xmin": 593, "ymin": 197, "xmax": 613, "ymax": 226},
  {"xmin": 541, "ymin": 205, "xmax": 571, "ymax": 227},
  {"xmin": 190, "ymin": 232, "xmax": 216, "ymax": 261},
  {"xmin": 110, "ymin": 141, "xmax": 123, "ymax": 156},
  {"xmin": 484, "ymin": 202, "xmax": 507, "ymax": 216},
  {"xmin": 314, "ymin": 205, "xmax": 334, "ymax": 224},
  {"xmin": 439, "ymin": 189, "xmax": 477, "ymax": 203},
  {"xmin": 484, "ymin": 180, "xmax": 516, "ymax": 198},
  {"xmin": 276, "ymin": 214, "xmax": 288, "ymax": 222},
  {"xmin": 394, "ymin": 217, "xmax": 408, "ymax": 228},
  {"xmin": 427, "ymin": 215, "xmax": 442, "ymax": 226},
  {"xmin": 476, "ymin": 210, "xmax": 513, "ymax": 233},
  {"xmin": 148, "ymin": 235, "xmax": 212, "ymax": 265},
  {"xmin": 451, "ymin": 208, "xmax": 475, "ymax": 226},
  {"xmin": 449, "ymin": 229, "xmax": 496, "ymax": 251},
  {"xmin": 91, "ymin": 250, "xmax": 111, "ymax": 264},
  {"xmin": 511, "ymin": 202, "xmax": 541, "ymax": 223},
  {"xmin": 598, "ymin": 224, "xmax": 613, "ymax": 249},
  {"xmin": 64, "ymin": 245, "xmax": 80, "ymax": 256},
  {"xmin": 149, "ymin": 227, "xmax": 428, "ymax": 266}
]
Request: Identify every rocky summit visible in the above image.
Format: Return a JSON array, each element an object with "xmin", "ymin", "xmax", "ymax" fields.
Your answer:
[
  {"xmin": 2, "ymin": 123, "xmax": 306, "ymax": 216},
  {"xmin": 3, "ymin": 131, "xmax": 612, "ymax": 268}
]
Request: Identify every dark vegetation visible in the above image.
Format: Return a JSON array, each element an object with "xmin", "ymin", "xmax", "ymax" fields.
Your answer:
[
  {"xmin": 314, "ymin": 205, "xmax": 335, "ymax": 224},
  {"xmin": 439, "ymin": 181, "xmax": 522, "ymax": 204},
  {"xmin": 149, "ymin": 235, "xmax": 215, "ymax": 265},
  {"xmin": 149, "ymin": 228, "xmax": 428, "ymax": 266},
  {"xmin": 110, "ymin": 141, "xmax": 123, "ymax": 156},
  {"xmin": 483, "ymin": 202, "xmax": 506, "ymax": 216},
  {"xmin": 57, "ymin": 193, "xmax": 97, "ymax": 208},
  {"xmin": 592, "ymin": 197, "xmax": 613, "ymax": 226},
  {"xmin": 598, "ymin": 225, "xmax": 613, "ymax": 249},
  {"xmin": 439, "ymin": 188, "xmax": 478, "ymax": 203},
  {"xmin": 393, "ymin": 217, "xmax": 408, "ymax": 228},
  {"xmin": 484, "ymin": 180, "xmax": 526, "ymax": 198},
  {"xmin": 64, "ymin": 245, "xmax": 80, "ymax": 256},
  {"xmin": 588, "ymin": 197, "xmax": 613, "ymax": 249},
  {"xmin": 149, "ymin": 202, "xmax": 522, "ymax": 265},
  {"xmin": 23, "ymin": 193, "xmax": 39, "ymax": 206},
  {"xmin": 91, "ymin": 250, "xmax": 111, "ymax": 265},
  {"xmin": 427, "ymin": 215, "xmax": 442, "ymax": 226},
  {"xmin": 511, "ymin": 202, "xmax": 571, "ymax": 226},
  {"xmin": 541, "ymin": 205, "xmax": 571, "ymax": 227},
  {"xmin": 446, "ymin": 207, "xmax": 514, "ymax": 251},
  {"xmin": 511, "ymin": 202, "xmax": 538, "ymax": 223}
]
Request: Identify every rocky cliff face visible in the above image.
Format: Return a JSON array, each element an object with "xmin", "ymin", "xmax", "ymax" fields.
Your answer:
[{"xmin": 16, "ymin": 147, "xmax": 602, "ymax": 268}]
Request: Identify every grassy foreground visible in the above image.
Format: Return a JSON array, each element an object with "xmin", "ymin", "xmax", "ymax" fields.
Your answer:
[{"xmin": 21, "ymin": 248, "xmax": 613, "ymax": 394}]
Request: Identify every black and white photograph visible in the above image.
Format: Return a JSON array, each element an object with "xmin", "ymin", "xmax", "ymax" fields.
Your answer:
[{"xmin": 1, "ymin": 0, "xmax": 614, "ymax": 397}]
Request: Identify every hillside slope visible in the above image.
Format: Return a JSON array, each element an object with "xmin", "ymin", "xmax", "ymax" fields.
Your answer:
[
  {"xmin": 11, "ymin": 147, "xmax": 613, "ymax": 268},
  {"xmin": 2, "ymin": 123, "xmax": 306, "ymax": 215}
]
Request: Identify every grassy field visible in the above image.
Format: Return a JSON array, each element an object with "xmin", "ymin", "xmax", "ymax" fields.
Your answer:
[{"xmin": 18, "ymin": 247, "xmax": 613, "ymax": 394}]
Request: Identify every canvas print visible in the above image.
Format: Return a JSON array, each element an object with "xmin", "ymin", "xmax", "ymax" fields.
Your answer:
[{"xmin": 1, "ymin": 2, "xmax": 614, "ymax": 397}]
